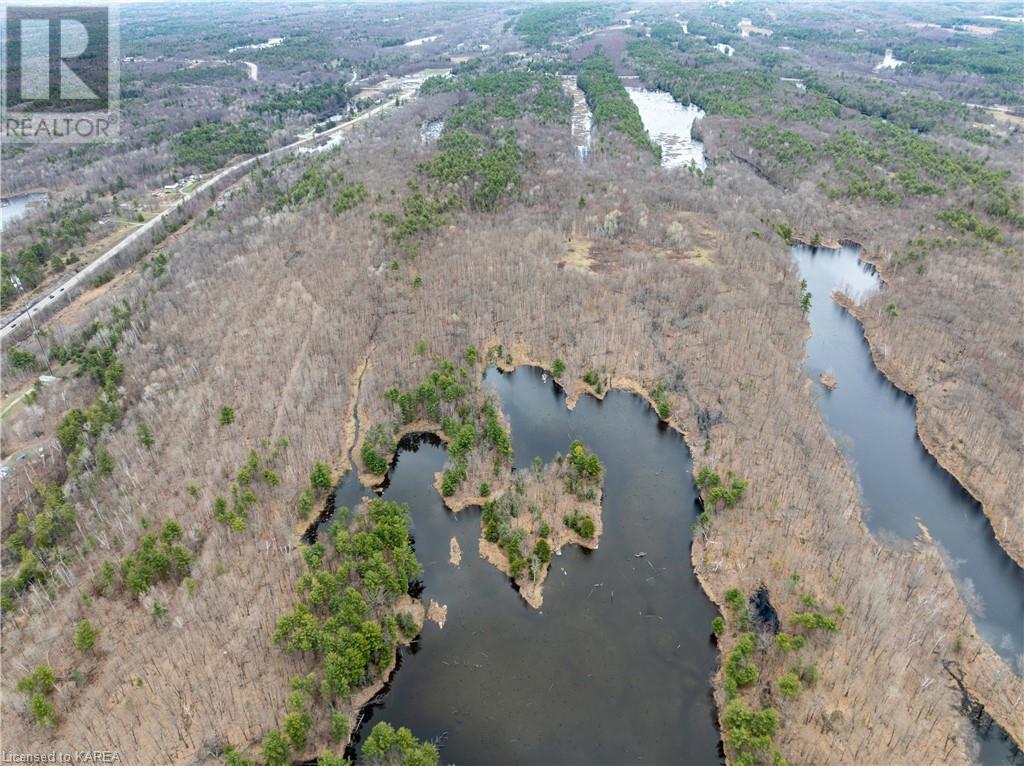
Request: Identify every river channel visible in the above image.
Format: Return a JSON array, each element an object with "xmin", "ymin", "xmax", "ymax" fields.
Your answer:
[
  {"xmin": 792, "ymin": 244, "xmax": 1023, "ymax": 669},
  {"xmin": 305, "ymin": 245, "xmax": 1021, "ymax": 764}
]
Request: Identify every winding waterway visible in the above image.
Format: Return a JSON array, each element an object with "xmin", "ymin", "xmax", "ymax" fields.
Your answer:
[
  {"xmin": 305, "ymin": 245, "xmax": 1023, "ymax": 764},
  {"xmin": 793, "ymin": 244, "xmax": 1024, "ymax": 671},
  {"xmin": 322, "ymin": 367, "xmax": 721, "ymax": 764}
]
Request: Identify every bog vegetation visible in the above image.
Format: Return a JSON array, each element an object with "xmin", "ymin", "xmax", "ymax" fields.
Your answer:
[{"xmin": 0, "ymin": 2, "xmax": 1020, "ymax": 764}]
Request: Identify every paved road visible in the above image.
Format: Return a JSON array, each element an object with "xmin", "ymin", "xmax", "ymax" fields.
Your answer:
[{"xmin": 0, "ymin": 84, "xmax": 424, "ymax": 343}]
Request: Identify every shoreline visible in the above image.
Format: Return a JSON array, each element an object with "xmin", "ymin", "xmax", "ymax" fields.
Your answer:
[
  {"xmin": 301, "ymin": 345, "xmax": 1023, "ymax": 761},
  {"xmin": 834, "ymin": 292, "xmax": 1024, "ymax": 570},
  {"xmin": 802, "ymin": 238, "xmax": 1022, "ymax": 569}
]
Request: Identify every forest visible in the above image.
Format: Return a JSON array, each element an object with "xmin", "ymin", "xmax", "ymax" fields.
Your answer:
[
  {"xmin": 1, "ymin": 2, "xmax": 1021, "ymax": 765},
  {"xmin": 578, "ymin": 51, "xmax": 661, "ymax": 156}
]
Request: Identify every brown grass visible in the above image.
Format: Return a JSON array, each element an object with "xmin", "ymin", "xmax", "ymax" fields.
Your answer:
[{"xmin": 0, "ymin": 92, "xmax": 1018, "ymax": 765}]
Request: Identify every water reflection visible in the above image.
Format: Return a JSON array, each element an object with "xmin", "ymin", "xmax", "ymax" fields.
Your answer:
[
  {"xmin": 342, "ymin": 367, "xmax": 722, "ymax": 765},
  {"xmin": 561, "ymin": 76, "xmax": 593, "ymax": 161},
  {"xmin": 1, "ymin": 192, "xmax": 48, "ymax": 231},
  {"xmin": 626, "ymin": 88, "xmax": 706, "ymax": 170},
  {"xmin": 875, "ymin": 48, "xmax": 905, "ymax": 71},
  {"xmin": 793, "ymin": 244, "xmax": 1023, "ymax": 667}
]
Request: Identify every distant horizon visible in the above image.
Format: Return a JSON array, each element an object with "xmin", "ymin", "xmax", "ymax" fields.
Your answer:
[{"xmin": 1, "ymin": 2, "xmax": 1020, "ymax": 764}]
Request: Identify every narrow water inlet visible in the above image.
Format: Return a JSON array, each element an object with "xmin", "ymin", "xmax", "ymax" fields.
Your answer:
[
  {"xmin": 792, "ymin": 244, "xmax": 1024, "ymax": 669},
  {"xmin": 561, "ymin": 75, "xmax": 593, "ymax": 160},
  {"xmin": 626, "ymin": 87, "xmax": 707, "ymax": 170}
]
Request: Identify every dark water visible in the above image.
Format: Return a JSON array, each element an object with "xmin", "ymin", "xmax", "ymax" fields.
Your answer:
[
  {"xmin": 793, "ymin": 245, "xmax": 1023, "ymax": 763},
  {"xmin": 334, "ymin": 366, "xmax": 722, "ymax": 765},
  {"xmin": 977, "ymin": 718, "xmax": 1024, "ymax": 766}
]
